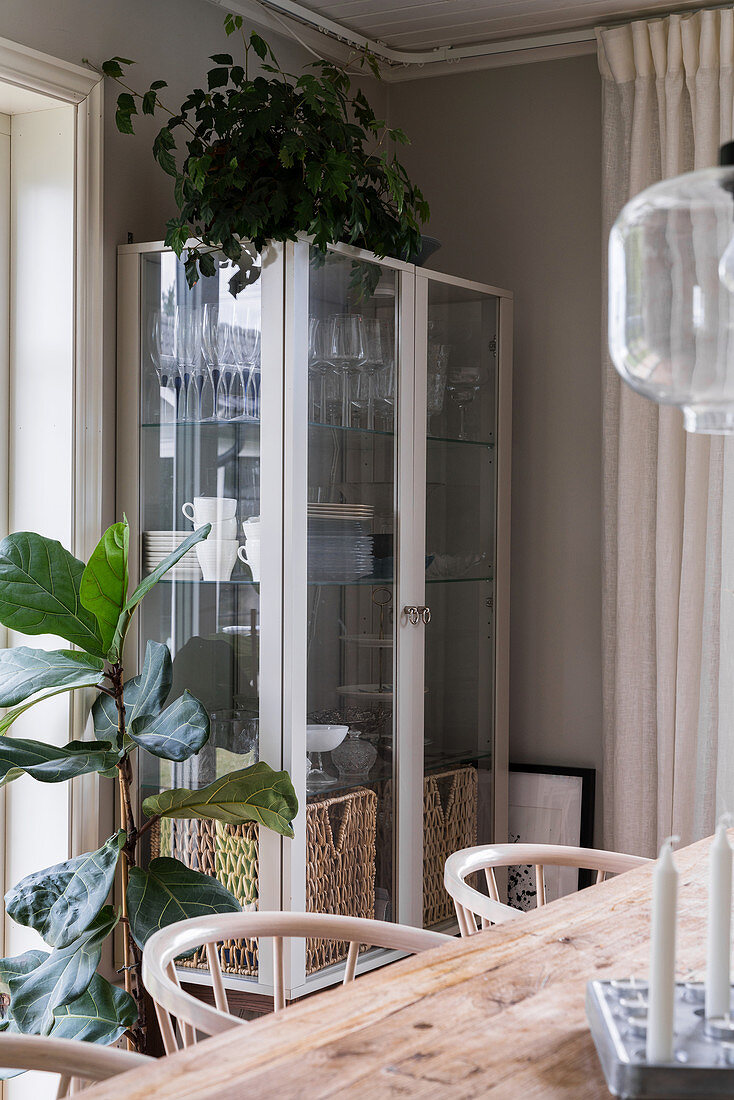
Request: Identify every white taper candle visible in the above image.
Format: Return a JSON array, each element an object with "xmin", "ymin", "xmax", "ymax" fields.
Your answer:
[
  {"xmin": 646, "ymin": 836, "xmax": 678, "ymax": 1064},
  {"xmin": 705, "ymin": 817, "xmax": 732, "ymax": 1020}
]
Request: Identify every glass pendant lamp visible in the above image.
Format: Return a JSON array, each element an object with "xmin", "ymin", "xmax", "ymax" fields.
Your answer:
[{"xmin": 609, "ymin": 142, "xmax": 734, "ymax": 432}]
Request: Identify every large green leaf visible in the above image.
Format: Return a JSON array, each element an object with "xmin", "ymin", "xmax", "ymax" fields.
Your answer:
[
  {"xmin": 5, "ymin": 831, "xmax": 125, "ymax": 947},
  {"xmin": 0, "ymin": 736, "xmax": 118, "ymax": 786},
  {"xmin": 2, "ymin": 906, "xmax": 119, "ymax": 1034},
  {"xmin": 0, "ymin": 950, "xmax": 47, "ymax": 995},
  {"xmin": 127, "ymin": 857, "xmax": 240, "ymax": 948},
  {"xmin": 0, "ymin": 533, "xmax": 104, "ymax": 657},
  {"xmin": 142, "ymin": 761, "xmax": 298, "ymax": 838},
  {"xmin": 110, "ymin": 525, "xmax": 210, "ymax": 659},
  {"xmin": 80, "ymin": 522, "xmax": 129, "ymax": 660},
  {"xmin": 0, "ymin": 951, "xmax": 45, "ymax": 1079},
  {"xmin": 50, "ymin": 974, "xmax": 137, "ymax": 1044},
  {"xmin": 0, "ymin": 647, "xmax": 104, "ymax": 707},
  {"xmin": 128, "ymin": 690, "xmax": 209, "ymax": 762},
  {"xmin": 92, "ymin": 640, "xmax": 172, "ymax": 742}
]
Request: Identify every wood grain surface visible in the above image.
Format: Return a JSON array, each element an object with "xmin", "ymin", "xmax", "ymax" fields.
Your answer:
[{"xmin": 82, "ymin": 833, "xmax": 713, "ymax": 1099}]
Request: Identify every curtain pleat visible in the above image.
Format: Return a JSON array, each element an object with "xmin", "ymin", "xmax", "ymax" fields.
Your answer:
[{"xmin": 597, "ymin": 9, "xmax": 734, "ymax": 855}]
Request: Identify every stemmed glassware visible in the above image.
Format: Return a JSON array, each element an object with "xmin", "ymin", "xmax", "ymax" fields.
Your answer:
[
  {"xmin": 446, "ymin": 362, "xmax": 488, "ymax": 440},
  {"xmin": 202, "ymin": 302, "xmax": 236, "ymax": 420},
  {"xmin": 330, "ymin": 314, "xmax": 365, "ymax": 428},
  {"xmin": 354, "ymin": 318, "xmax": 388, "ymax": 430},
  {"xmin": 308, "ymin": 318, "xmax": 333, "ymax": 423},
  {"xmin": 202, "ymin": 303, "xmax": 227, "ymax": 420},
  {"xmin": 427, "ymin": 343, "xmax": 450, "ymax": 428},
  {"xmin": 374, "ymin": 319, "xmax": 396, "ymax": 431},
  {"xmin": 232, "ymin": 302, "xmax": 261, "ymax": 420},
  {"xmin": 174, "ymin": 305, "xmax": 205, "ymax": 421},
  {"xmin": 148, "ymin": 309, "xmax": 176, "ymax": 416}
]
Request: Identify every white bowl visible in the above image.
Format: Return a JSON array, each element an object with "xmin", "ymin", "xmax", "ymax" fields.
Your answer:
[{"xmin": 306, "ymin": 724, "xmax": 348, "ymax": 752}]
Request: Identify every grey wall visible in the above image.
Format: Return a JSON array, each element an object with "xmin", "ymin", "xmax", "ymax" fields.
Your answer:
[{"xmin": 388, "ymin": 56, "xmax": 604, "ymax": 840}]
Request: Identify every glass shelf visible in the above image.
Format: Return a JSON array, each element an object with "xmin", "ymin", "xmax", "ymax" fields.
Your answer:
[
  {"xmin": 305, "ymin": 751, "xmax": 491, "ymax": 802},
  {"xmin": 425, "ymin": 575, "xmax": 493, "ymax": 585},
  {"xmin": 153, "ymin": 573, "xmax": 493, "ymax": 587},
  {"xmin": 424, "ymin": 749, "xmax": 493, "ymax": 771},
  {"xmin": 141, "ymin": 419, "xmax": 261, "ymax": 430},
  {"xmin": 427, "ymin": 433, "xmax": 494, "ymax": 448},
  {"xmin": 141, "ymin": 419, "xmax": 493, "ymax": 449}
]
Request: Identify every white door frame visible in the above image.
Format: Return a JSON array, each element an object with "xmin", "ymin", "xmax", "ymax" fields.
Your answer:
[{"xmin": 0, "ymin": 37, "xmax": 104, "ymax": 984}]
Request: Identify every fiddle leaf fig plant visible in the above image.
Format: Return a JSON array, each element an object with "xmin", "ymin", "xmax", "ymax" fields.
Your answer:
[
  {"xmin": 0, "ymin": 517, "xmax": 297, "ymax": 1056},
  {"xmin": 98, "ymin": 15, "xmax": 429, "ymax": 296}
]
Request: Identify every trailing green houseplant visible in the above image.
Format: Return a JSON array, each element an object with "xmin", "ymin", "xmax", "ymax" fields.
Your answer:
[
  {"xmin": 0, "ymin": 518, "xmax": 297, "ymax": 1056},
  {"xmin": 98, "ymin": 15, "xmax": 429, "ymax": 295}
]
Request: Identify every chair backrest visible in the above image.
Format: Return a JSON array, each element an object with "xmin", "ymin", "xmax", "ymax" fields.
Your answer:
[
  {"xmin": 142, "ymin": 910, "xmax": 450, "ymax": 1053},
  {"xmin": 444, "ymin": 843, "xmax": 652, "ymax": 936},
  {"xmin": 0, "ymin": 1034, "xmax": 150, "ymax": 1097}
]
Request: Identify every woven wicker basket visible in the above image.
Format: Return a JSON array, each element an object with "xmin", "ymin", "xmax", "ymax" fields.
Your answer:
[
  {"xmin": 151, "ymin": 786, "xmax": 377, "ymax": 977},
  {"xmin": 423, "ymin": 767, "xmax": 478, "ymax": 926},
  {"xmin": 372, "ymin": 766, "xmax": 478, "ymax": 927},
  {"xmin": 305, "ymin": 788, "xmax": 377, "ymax": 972}
]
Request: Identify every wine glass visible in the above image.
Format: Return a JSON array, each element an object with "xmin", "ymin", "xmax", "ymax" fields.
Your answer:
[
  {"xmin": 238, "ymin": 324, "xmax": 262, "ymax": 420},
  {"xmin": 446, "ymin": 362, "xmax": 488, "ymax": 440},
  {"xmin": 354, "ymin": 318, "xmax": 388, "ymax": 430},
  {"xmin": 174, "ymin": 305, "xmax": 203, "ymax": 421},
  {"xmin": 329, "ymin": 314, "xmax": 365, "ymax": 428},
  {"xmin": 231, "ymin": 301, "xmax": 261, "ymax": 420},
  {"xmin": 147, "ymin": 310, "xmax": 176, "ymax": 403},
  {"xmin": 427, "ymin": 343, "xmax": 449, "ymax": 428},
  {"xmin": 308, "ymin": 317, "xmax": 333, "ymax": 424},
  {"xmin": 203, "ymin": 301, "xmax": 236, "ymax": 419},
  {"xmin": 374, "ymin": 324, "xmax": 396, "ymax": 430}
]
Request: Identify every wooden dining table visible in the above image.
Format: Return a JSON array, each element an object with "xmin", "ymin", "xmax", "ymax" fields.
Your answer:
[{"xmin": 83, "ymin": 832, "xmax": 714, "ymax": 1099}]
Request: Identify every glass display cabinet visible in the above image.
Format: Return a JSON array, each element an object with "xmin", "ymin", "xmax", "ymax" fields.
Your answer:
[{"xmin": 117, "ymin": 239, "xmax": 512, "ymax": 1001}]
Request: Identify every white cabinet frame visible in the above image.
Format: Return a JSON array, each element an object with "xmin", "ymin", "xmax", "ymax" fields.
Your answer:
[{"xmin": 116, "ymin": 239, "xmax": 512, "ymax": 1001}]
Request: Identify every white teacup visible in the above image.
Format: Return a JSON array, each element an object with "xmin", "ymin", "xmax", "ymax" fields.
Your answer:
[
  {"xmin": 196, "ymin": 539, "xmax": 239, "ymax": 582},
  {"xmin": 182, "ymin": 496, "xmax": 237, "ymax": 527},
  {"xmin": 237, "ymin": 542, "xmax": 261, "ymax": 582},
  {"xmin": 199, "ymin": 517, "xmax": 238, "ymax": 540}
]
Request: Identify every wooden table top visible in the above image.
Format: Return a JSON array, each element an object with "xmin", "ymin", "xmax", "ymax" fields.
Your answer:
[{"xmin": 83, "ymin": 833, "xmax": 713, "ymax": 1099}]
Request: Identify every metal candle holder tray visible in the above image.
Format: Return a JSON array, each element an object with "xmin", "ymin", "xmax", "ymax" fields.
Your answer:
[{"xmin": 586, "ymin": 979, "xmax": 734, "ymax": 1098}]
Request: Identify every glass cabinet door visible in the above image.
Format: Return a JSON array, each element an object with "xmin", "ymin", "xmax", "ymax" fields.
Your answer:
[
  {"xmin": 421, "ymin": 274, "xmax": 499, "ymax": 929},
  {"xmin": 306, "ymin": 249, "xmax": 399, "ymax": 926},
  {"xmin": 120, "ymin": 241, "xmax": 509, "ymax": 989},
  {"xmin": 137, "ymin": 249, "xmax": 265, "ymax": 893}
]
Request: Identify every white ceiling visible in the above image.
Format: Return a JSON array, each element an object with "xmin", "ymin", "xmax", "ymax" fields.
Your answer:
[
  {"xmin": 0, "ymin": 82, "xmax": 60, "ymax": 115},
  {"xmin": 278, "ymin": 0, "xmax": 705, "ymax": 51}
]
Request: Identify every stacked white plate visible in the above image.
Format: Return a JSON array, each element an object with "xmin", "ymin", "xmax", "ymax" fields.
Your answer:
[
  {"xmin": 307, "ymin": 502, "xmax": 375, "ymax": 522},
  {"xmin": 308, "ymin": 519, "xmax": 374, "ymax": 583},
  {"xmin": 142, "ymin": 531, "xmax": 202, "ymax": 579}
]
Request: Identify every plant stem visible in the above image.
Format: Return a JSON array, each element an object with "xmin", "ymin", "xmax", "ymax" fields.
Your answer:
[
  {"xmin": 136, "ymin": 813, "xmax": 160, "ymax": 841},
  {"xmin": 110, "ymin": 663, "xmax": 147, "ymax": 1052}
]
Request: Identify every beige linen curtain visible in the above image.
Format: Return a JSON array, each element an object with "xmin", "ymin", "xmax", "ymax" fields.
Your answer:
[{"xmin": 597, "ymin": 10, "xmax": 734, "ymax": 856}]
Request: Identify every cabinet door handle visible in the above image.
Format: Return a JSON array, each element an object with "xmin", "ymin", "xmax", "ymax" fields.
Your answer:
[{"xmin": 403, "ymin": 605, "xmax": 431, "ymax": 625}]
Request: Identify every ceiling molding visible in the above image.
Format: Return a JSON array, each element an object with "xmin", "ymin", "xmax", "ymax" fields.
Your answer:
[
  {"xmin": 209, "ymin": 0, "xmax": 734, "ymax": 81},
  {"xmin": 208, "ymin": 0, "xmax": 598, "ymax": 78},
  {"xmin": 381, "ymin": 37, "xmax": 596, "ymax": 82},
  {"xmin": 0, "ymin": 34, "xmax": 99, "ymax": 103}
]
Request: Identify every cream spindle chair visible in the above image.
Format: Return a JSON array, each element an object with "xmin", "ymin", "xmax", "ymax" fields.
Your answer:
[
  {"xmin": 0, "ymin": 1034, "xmax": 150, "ymax": 1097},
  {"xmin": 142, "ymin": 910, "xmax": 451, "ymax": 1053},
  {"xmin": 444, "ymin": 843, "xmax": 651, "ymax": 935}
]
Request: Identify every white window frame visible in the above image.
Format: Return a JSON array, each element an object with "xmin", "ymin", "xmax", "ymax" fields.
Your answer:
[{"xmin": 0, "ymin": 37, "xmax": 104, "ymax": 968}]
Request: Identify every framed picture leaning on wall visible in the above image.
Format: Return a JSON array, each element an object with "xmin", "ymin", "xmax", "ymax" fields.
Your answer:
[{"xmin": 508, "ymin": 764, "xmax": 596, "ymax": 909}]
